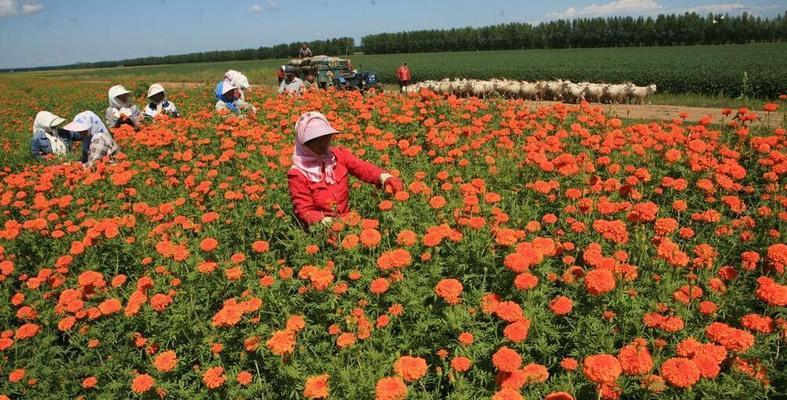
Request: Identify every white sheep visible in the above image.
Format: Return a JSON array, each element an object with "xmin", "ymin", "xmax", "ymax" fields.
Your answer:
[{"xmin": 627, "ymin": 84, "xmax": 657, "ymax": 104}]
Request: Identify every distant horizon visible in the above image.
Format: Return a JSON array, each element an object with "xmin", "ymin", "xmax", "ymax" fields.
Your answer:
[{"xmin": 0, "ymin": 0, "xmax": 784, "ymax": 69}]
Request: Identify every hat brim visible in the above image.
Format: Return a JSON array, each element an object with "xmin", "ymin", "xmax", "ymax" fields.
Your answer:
[
  {"xmin": 63, "ymin": 121, "xmax": 91, "ymax": 132},
  {"xmin": 147, "ymin": 89, "xmax": 164, "ymax": 98},
  {"xmin": 221, "ymin": 82, "xmax": 237, "ymax": 94},
  {"xmin": 51, "ymin": 117, "xmax": 66, "ymax": 127},
  {"xmin": 303, "ymin": 127, "xmax": 339, "ymax": 143}
]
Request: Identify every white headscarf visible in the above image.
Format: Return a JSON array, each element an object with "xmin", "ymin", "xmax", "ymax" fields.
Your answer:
[
  {"xmin": 33, "ymin": 111, "xmax": 68, "ymax": 155},
  {"xmin": 224, "ymin": 70, "xmax": 249, "ymax": 90},
  {"xmin": 108, "ymin": 85, "xmax": 131, "ymax": 109},
  {"xmin": 32, "ymin": 111, "xmax": 64, "ymax": 135},
  {"xmin": 70, "ymin": 111, "xmax": 110, "ymax": 137}
]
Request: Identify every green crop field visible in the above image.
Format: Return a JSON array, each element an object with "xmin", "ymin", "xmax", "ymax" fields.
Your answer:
[{"xmin": 12, "ymin": 42, "xmax": 787, "ymax": 102}]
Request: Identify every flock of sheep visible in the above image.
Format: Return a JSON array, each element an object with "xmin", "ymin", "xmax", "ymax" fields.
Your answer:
[{"xmin": 402, "ymin": 79, "xmax": 658, "ymax": 104}]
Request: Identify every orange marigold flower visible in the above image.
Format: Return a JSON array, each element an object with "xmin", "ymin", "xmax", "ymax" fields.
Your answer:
[
  {"xmin": 755, "ymin": 276, "xmax": 787, "ymax": 307},
  {"xmin": 377, "ymin": 249, "xmax": 413, "ymax": 270},
  {"xmin": 82, "ymin": 376, "xmax": 97, "ymax": 389},
  {"xmin": 584, "ymin": 269, "xmax": 616, "ymax": 295},
  {"xmin": 370, "ymin": 278, "xmax": 390, "ymax": 295},
  {"xmin": 251, "ymin": 240, "xmax": 270, "ymax": 253},
  {"xmin": 451, "ymin": 356, "xmax": 472, "ymax": 372},
  {"xmin": 8, "ymin": 368, "xmax": 24, "ymax": 383},
  {"xmin": 435, "ymin": 278, "xmax": 463, "ymax": 304},
  {"xmin": 617, "ymin": 340, "xmax": 653, "ymax": 375},
  {"xmin": 494, "ymin": 301, "xmax": 524, "ymax": 322},
  {"xmin": 492, "ymin": 346, "xmax": 522, "ymax": 372},
  {"xmin": 549, "ymin": 296, "xmax": 573, "ymax": 316},
  {"xmin": 304, "ymin": 374, "xmax": 329, "ymax": 399},
  {"xmin": 337, "ymin": 332, "xmax": 357, "ymax": 348},
  {"xmin": 153, "ymin": 350, "xmax": 178, "ymax": 372},
  {"xmin": 202, "ymin": 366, "xmax": 226, "ymax": 389},
  {"xmin": 375, "ymin": 376, "xmax": 407, "ymax": 400},
  {"xmin": 236, "ymin": 370, "xmax": 253, "ymax": 386},
  {"xmin": 396, "ymin": 230, "xmax": 418, "ymax": 246},
  {"xmin": 393, "ymin": 355, "xmax": 428, "ymax": 382},
  {"xmin": 199, "ymin": 237, "xmax": 218, "ymax": 252},
  {"xmin": 560, "ymin": 357, "xmax": 578, "ymax": 371},
  {"xmin": 360, "ymin": 229, "xmax": 382, "ymax": 248},
  {"xmin": 660, "ymin": 357, "xmax": 700, "ymax": 388},
  {"xmin": 491, "ymin": 388, "xmax": 523, "ymax": 400},
  {"xmin": 705, "ymin": 322, "xmax": 755, "ymax": 352},
  {"xmin": 266, "ymin": 329, "xmax": 296, "ymax": 355},
  {"xmin": 583, "ymin": 354, "xmax": 622, "ymax": 383},
  {"xmin": 131, "ymin": 374, "xmax": 154, "ymax": 394},
  {"xmin": 545, "ymin": 392, "xmax": 575, "ymax": 400},
  {"xmin": 14, "ymin": 323, "xmax": 39, "ymax": 340},
  {"xmin": 503, "ymin": 319, "xmax": 531, "ymax": 343}
]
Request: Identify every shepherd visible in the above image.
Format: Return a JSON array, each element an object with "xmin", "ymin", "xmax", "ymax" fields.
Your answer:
[{"xmin": 396, "ymin": 62, "xmax": 411, "ymax": 91}]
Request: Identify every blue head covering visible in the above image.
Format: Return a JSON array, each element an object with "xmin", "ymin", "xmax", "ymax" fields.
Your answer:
[{"xmin": 215, "ymin": 81, "xmax": 238, "ymax": 112}]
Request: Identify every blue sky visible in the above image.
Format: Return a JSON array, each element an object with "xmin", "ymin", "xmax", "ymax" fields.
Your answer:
[{"xmin": 0, "ymin": 0, "xmax": 784, "ymax": 68}]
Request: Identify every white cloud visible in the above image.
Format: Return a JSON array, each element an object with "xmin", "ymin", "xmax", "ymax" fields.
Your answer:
[
  {"xmin": 548, "ymin": 0, "xmax": 663, "ymax": 18},
  {"xmin": 0, "ymin": 0, "xmax": 17, "ymax": 17},
  {"xmin": 20, "ymin": 2, "xmax": 43, "ymax": 14},
  {"xmin": 0, "ymin": 0, "xmax": 44, "ymax": 18},
  {"xmin": 684, "ymin": 3, "xmax": 783, "ymax": 15},
  {"xmin": 249, "ymin": 0, "xmax": 277, "ymax": 13}
]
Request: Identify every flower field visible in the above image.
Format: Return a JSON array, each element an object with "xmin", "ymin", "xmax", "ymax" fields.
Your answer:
[{"xmin": 0, "ymin": 79, "xmax": 785, "ymax": 399}]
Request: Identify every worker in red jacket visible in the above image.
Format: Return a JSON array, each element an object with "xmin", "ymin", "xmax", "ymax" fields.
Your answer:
[
  {"xmin": 287, "ymin": 111, "xmax": 404, "ymax": 227},
  {"xmin": 396, "ymin": 62, "xmax": 411, "ymax": 91}
]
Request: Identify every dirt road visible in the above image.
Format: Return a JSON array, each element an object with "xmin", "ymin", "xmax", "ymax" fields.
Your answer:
[{"xmin": 525, "ymin": 100, "xmax": 784, "ymax": 129}]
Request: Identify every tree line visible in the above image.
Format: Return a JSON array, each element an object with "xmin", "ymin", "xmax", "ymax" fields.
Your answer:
[
  {"xmin": 361, "ymin": 12, "xmax": 787, "ymax": 54},
  {"xmin": 2, "ymin": 38, "xmax": 355, "ymax": 72}
]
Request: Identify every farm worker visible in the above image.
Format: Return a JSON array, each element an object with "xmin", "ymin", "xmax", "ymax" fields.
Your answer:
[
  {"xmin": 299, "ymin": 43, "xmax": 313, "ymax": 59},
  {"xmin": 30, "ymin": 111, "xmax": 84, "ymax": 161},
  {"xmin": 396, "ymin": 62, "xmax": 411, "ymax": 91},
  {"xmin": 277, "ymin": 66, "xmax": 286, "ymax": 84},
  {"xmin": 303, "ymin": 72, "xmax": 317, "ymax": 90},
  {"xmin": 214, "ymin": 80, "xmax": 255, "ymax": 113},
  {"xmin": 63, "ymin": 111, "xmax": 119, "ymax": 168},
  {"xmin": 278, "ymin": 67, "xmax": 304, "ymax": 96},
  {"xmin": 224, "ymin": 70, "xmax": 250, "ymax": 100},
  {"xmin": 287, "ymin": 111, "xmax": 404, "ymax": 227},
  {"xmin": 105, "ymin": 85, "xmax": 141, "ymax": 130},
  {"xmin": 144, "ymin": 84, "xmax": 179, "ymax": 118}
]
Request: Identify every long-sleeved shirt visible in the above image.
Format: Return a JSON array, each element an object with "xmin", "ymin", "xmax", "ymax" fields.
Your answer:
[
  {"xmin": 105, "ymin": 105, "xmax": 141, "ymax": 129},
  {"xmin": 30, "ymin": 129, "xmax": 82, "ymax": 160},
  {"xmin": 85, "ymin": 131, "xmax": 119, "ymax": 167},
  {"xmin": 215, "ymin": 99, "xmax": 255, "ymax": 113},
  {"xmin": 144, "ymin": 100, "xmax": 178, "ymax": 118},
  {"xmin": 278, "ymin": 78, "xmax": 304, "ymax": 95},
  {"xmin": 287, "ymin": 147, "xmax": 384, "ymax": 226}
]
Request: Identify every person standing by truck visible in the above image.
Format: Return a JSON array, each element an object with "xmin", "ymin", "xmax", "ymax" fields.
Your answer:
[
  {"xmin": 396, "ymin": 62, "xmax": 411, "ymax": 91},
  {"xmin": 299, "ymin": 43, "xmax": 313, "ymax": 59}
]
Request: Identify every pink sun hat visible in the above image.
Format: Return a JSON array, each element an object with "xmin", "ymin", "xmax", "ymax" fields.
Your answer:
[{"xmin": 295, "ymin": 111, "xmax": 340, "ymax": 143}]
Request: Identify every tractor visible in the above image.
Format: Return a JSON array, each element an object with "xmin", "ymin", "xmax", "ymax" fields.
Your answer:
[{"xmin": 285, "ymin": 55, "xmax": 382, "ymax": 92}]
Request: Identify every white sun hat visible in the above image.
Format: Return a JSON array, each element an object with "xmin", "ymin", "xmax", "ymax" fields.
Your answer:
[{"xmin": 147, "ymin": 83, "xmax": 165, "ymax": 98}]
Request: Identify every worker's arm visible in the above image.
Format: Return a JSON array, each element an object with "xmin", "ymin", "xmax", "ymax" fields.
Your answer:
[{"xmin": 334, "ymin": 147, "xmax": 384, "ymax": 187}]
